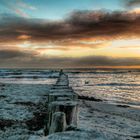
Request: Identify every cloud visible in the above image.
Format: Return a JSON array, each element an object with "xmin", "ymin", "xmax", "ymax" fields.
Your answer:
[
  {"xmin": 0, "ymin": 10, "xmax": 140, "ymax": 46},
  {"xmin": 73, "ymin": 56, "xmax": 140, "ymax": 67},
  {"xmin": 0, "ymin": 49, "xmax": 36, "ymax": 59},
  {"xmin": 16, "ymin": 0, "xmax": 37, "ymax": 10},
  {"xmin": 0, "ymin": 10, "xmax": 140, "ymax": 68},
  {"xmin": 17, "ymin": 35, "xmax": 31, "ymax": 40},
  {"xmin": 0, "ymin": 49, "xmax": 140, "ymax": 68},
  {"xmin": 0, "ymin": 0, "xmax": 36, "ymax": 17},
  {"xmin": 125, "ymin": 0, "xmax": 140, "ymax": 7}
]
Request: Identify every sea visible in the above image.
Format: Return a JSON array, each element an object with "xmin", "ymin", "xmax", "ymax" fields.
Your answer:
[{"xmin": 0, "ymin": 68, "xmax": 140, "ymax": 107}]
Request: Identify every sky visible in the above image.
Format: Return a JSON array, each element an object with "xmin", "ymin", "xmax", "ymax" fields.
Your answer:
[{"xmin": 0, "ymin": 0, "xmax": 140, "ymax": 68}]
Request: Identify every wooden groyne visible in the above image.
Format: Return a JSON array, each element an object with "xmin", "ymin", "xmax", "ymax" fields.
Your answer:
[{"xmin": 44, "ymin": 71, "xmax": 79, "ymax": 136}]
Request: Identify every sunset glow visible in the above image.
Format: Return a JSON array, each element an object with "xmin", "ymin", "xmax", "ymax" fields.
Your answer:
[{"xmin": 0, "ymin": 0, "xmax": 140, "ymax": 68}]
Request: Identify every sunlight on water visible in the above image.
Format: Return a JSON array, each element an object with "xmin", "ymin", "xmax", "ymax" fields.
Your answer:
[
  {"xmin": 66, "ymin": 69, "xmax": 140, "ymax": 106},
  {"xmin": 0, "ymin": 69, "xmax": 140, "ymax": 106},
  {"xmin": 0, "ymin": 69, "xmax": 59, "ymax": 85}
]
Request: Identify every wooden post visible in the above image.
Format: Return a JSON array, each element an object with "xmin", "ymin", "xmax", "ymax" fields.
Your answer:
[
  {"xmin": 48, "ymin": 93, "xmax": 77, "ymax": 103},
  {"xmin": 49, "ymin": 101, "xmax": 78, "ymax": 126},
  {"xmin": 49, "ymin": 112, "xmax": 66, "ymax": 134},
  {"xmin": 56, "ymin": 97, "xmax": 71, "ymax": 101},
  {"xmin": 44, "ymin": 71, "xmax": 79, "ymax": 136},
  {"xmin": 49, "ymin": 89, "xmax": 73, "ymax": 93}
]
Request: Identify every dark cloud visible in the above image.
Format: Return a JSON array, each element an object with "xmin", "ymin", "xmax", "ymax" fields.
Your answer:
[
  {"xmin": 0, "ymin": 10, "xmax": 140, "ymax": 68},
  {"xmin": 0, "ymin": 49, "xmax": 38, "ymax": 59},
  {"xmin": 0, "ymin": 50, "xmax": 140, "ymax": 68},
  {"xmin": 73, "ymin": 56, "xmax": 140, "ymax": 67},
  {"xmin": 0, "ymin": 10, "xmax": 140, "ymax": 43},
  {"xmin": 125, "ymin": 0, "xmax": 140, "ymax": 7},
  {"xmin": 0, "ymin": 50, "xmax": 29, "ymax": 59}
]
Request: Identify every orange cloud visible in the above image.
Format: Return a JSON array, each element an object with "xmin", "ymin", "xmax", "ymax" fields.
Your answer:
[
  {"xmin": 0, "ymin": 10, "xmax": 140, "ymax": 68},
  {"xmin": 130, "ymin": 8, "xmax": 140, "ymax": 14},
  {"xmin": 17, "ymin": 35, "xmax": 31, "ymax": 40}
]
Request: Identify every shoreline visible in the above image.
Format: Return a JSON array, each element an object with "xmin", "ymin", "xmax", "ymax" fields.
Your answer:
[
  {"xmin": 78, "ymin": 100, "xmax": 140, "ymax": 139},
  {"xmin": 0, "ymin": 83, "xmax": 140, "ymax": 140}
]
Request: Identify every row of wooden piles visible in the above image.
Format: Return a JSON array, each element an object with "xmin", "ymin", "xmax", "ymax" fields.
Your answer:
[{"xmin": 44, "ymin": 71, "xmax": 79, "ymax": 136}]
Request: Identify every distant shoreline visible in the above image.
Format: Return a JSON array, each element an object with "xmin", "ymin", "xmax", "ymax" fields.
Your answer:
[{"xmin": 0, "ymin": 67, "xmax": 140, "ymax": 70}]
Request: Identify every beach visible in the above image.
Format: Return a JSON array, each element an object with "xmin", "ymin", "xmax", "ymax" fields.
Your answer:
[{"xmin": 0, "ymin": 69, "xmax": 140, "ymax": 140}]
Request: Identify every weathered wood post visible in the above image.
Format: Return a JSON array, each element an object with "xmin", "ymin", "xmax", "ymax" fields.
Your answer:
[
  {"xmin": 44, "ymin": 100, "xmax": 78, "ymax": 135},
  {"xmin": 48, "ymin": 93, "xmax": 77, "ymax": 103},
  {"xmin": 49, "ymin": 112, "xmax": 66, "ymax": 134},
  {"xmin": 49, "ymin": 101, "xmax": 78, "ymax": 127},
  {"xmin": 44, "ymin": 70, "xmax": 79, "ymax": 136}
]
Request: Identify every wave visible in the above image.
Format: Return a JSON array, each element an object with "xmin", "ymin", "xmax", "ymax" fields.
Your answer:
[
  {"xmin": 96, "ymin": 83, "xmax": 140, "ymax": 86},
  {"xmin": 0, "ymin": 70, "xmax": 60, "ymax": 79}
]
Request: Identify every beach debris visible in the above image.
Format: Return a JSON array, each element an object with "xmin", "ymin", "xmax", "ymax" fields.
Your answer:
[
  {"xmin": 85, "ymin": 81, "xmax": 89, "ymax": 85},
  {"xmin": 78, "ymin": 95, "xmax": 102, "ymax": 102},
  {"xmin": 117, "ymin": 104, "xmax": 130, "ymax": 108}
]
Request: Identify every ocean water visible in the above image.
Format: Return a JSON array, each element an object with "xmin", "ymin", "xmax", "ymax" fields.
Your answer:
[
  {"xmin": 0, "ymin": 69, "xmax": 59, "ymax": 85},
  {"xmin": 0, "ymin": 69, "xmax": 140, "ymax": 107},
  {"xmin": 65, "ymin": 69, "xmax": 140, "ymax": 107}
]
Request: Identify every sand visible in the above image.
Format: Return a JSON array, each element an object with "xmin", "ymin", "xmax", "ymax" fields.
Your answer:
[
  {"xmin": 0, "ymin": 83, "xmax": 52, "ymax": 140},
  {"xmin": 78, "ymin": 100, "xmax": 140, "ymax": 140},
  {"xmin": 0, "ymin": 83, "xmax": 140, "ymax": 140}
]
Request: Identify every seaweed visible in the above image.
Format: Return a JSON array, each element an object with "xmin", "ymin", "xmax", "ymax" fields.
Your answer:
[
  {"xmin": 25, "ymin": 111, "xmax": 48, "ymax": 131},
  {"xmin": 78, "ymin": 95, "xmax": 102, "ymax": 102},
  {"xmin": 0, "ymin": 119, "xmax": 16, "ymax": 130}
]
